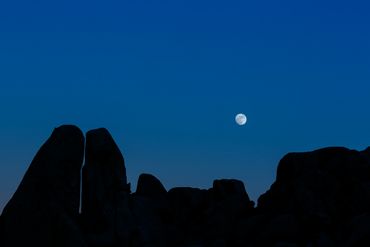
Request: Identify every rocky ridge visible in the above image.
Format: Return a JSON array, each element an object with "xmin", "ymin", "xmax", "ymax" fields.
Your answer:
[{"xmin": 1, "ymin": 125, "xmax": 370, "ymax": 247}]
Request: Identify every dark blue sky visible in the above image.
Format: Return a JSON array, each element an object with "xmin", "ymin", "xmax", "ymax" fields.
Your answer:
[{"xmin": 1, "ymin": 0, "xmax": 369, "ymax": 211}]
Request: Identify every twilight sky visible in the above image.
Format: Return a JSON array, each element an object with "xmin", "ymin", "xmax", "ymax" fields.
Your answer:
[{"xmin": 0, "ymin": 0, "xmax": 369, "ymax": 212}]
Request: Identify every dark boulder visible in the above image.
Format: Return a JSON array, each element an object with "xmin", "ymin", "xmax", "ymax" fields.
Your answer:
[
  {"xmin": 258, "ymin": 147, "xmax": 370, "ymax": 245},
  {"xmin": 130, "ymin": 195, "xmax": 170, "ymax": 247},
  {"xmin": 205, "ymin": 179, "xmax": 254, "ymax": 246},
  {"xmin": 136, "ymin": 173, "xmax": 167, "ymax": 198},
  {"xmin": 259, "ymin": 147, "xmax": 370, "ymax": 217},
  {"xmin": 130, "ymin": 174, "xmax": 169, "ymax": 246},
  {"xmin": 81, "ymin": 128, "xmax": 132, "ymax": 246},
  {"xmin": 212, "ymin": 179, "xmax": 254, "ymax": 209},
  {"xmin": 213, "ymin": 179, "xmax": 248, "ymax": 197},
  {"xmin": 165, "ymin": 181, "xmax": 256, "ymax": 247},
  {"xmin": 0, "ymin": 125, "xmax": 85, "ymax": 247}
]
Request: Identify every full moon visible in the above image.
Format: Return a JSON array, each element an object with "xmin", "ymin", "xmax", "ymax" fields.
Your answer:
[{"xmin": 235, "ymin": 113, "xmax": 247, "ymax": 126}]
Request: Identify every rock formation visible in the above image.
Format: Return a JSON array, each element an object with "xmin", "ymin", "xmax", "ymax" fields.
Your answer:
[
  {"xmin": 81, "ymin": 128, "xmax": 132, "ymax": 247},
  {"xmin": 0, "ymin": 125, "xmax": 85, "ymax": 247},
  {"xmin": 135, "ymin": 173, "xmax": 167, "ymax": 198},
  {"xmin": 1, "ymin": 125, "xmax": 370, "ymax": 247},
  {"xmin": 256, "ymin": 147, "xmax": 370, "ymax": 246},
  {"xmin": 131, "ymin": 174, "xmax": 170, "ymax": 246}
]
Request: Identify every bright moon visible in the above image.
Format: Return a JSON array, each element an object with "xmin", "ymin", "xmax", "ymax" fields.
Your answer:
[{"xmin": 235, "ymin": 113, "xmax": 247, "ymax": 126}]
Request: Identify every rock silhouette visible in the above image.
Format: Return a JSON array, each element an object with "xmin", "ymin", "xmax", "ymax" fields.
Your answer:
[
  {"xmin": 1, "ymin": 125, "xmax": 370, "ymax": 247},
  {"xmin": 81, "ymin": 128, "xmax": 132, "ymax": 247},
  {"xmin": 0, "ymin": 125, "xmax": 85, "ymax": 247},
  {"xmin": 257, "ymin": 147, "xmax": 370, "ymax": 246},
  {"xmin": 136, "ymin": 173, "xmax": 167, "ymax": 198}
]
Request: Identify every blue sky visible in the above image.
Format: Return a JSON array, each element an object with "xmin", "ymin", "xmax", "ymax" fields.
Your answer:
[{"xmin": 0, "ymin": 0, "xmax": 369, "ymax": 211}]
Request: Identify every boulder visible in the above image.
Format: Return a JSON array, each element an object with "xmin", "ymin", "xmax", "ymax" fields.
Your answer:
[
  {"xmin": 258, "ymin": 147, "xmax": 370, "ymax": 244},
  {"xmin": 205, "ymin": 179, "xmax": 254, "ymax": 245},
  {"xmin": 130, "ymin": 195, "xmax": 170, "ymax": 247},
  {"xmin": 130, "ymin": 174, "xmax": 169, "ymax": 246},
  {"xmin": 81, "ymin": 128, "xmax": 132, "ymax": 246},
  {"xmin": 0, "ymin": 125, "xmax": 85, "ymax": 247},
  {"xmin": 136, "ymin": 173, "xmax": 167, "ymax": 198},
  {"xmin": 259, "ymin": 147, "xmax": 370, "ymax": 216},
  {"xmin": 212, "ymin": 179, "xmax": 254, "ymax": 209},
  {"xmin": 213, "ymin": 179, "xmax": 248, "ymax": 198}
]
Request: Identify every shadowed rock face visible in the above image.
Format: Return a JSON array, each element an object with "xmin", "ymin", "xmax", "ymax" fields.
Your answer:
[
  {"xmin": 0, "ymin": 125, "xmax": 85, "ymax": 247},
  {"xmin": 1, "ymin": 126, "xmax": 370, "ymax": 247}
]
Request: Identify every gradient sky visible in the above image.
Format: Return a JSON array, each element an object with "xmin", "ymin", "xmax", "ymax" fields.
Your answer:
[{"xmin": 1, "ymin": 0, "xmax": 370, "ymax": 212}]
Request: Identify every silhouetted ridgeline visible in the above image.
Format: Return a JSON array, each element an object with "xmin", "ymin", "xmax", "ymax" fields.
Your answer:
[{"xmin": 1, "ymin": 125, "xmax": 370, "ymax": 247}]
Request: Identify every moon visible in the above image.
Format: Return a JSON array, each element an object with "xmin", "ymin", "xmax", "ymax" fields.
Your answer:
[{"xmin": 235, "ymin": 113, "xmax": 247, "ymax": 126}]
